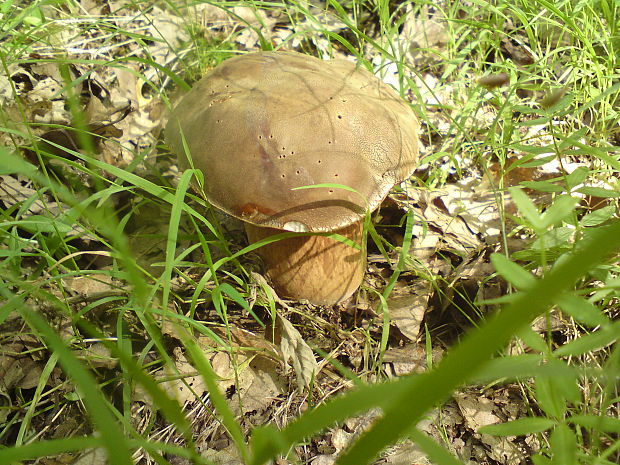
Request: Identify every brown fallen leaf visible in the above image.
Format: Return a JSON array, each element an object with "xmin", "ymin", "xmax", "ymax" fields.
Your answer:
[
  {"xmin": 277, "ymin": 313, "xmax": 318, "ymax": 390},
  {"xmin": 0, "ymin": 343, "xmax": 44, "ymax": 392},
  {"xmin": 455, "ymin": 392, "xmax": 527, "ymax": 465},
  {"xmin": 383, "ymin": 344, "xmax": 443, "ymax": 377},
  {"xmin": 64, "ymin": 274, "xmax": 114, "ymax": 297},
  {"xmin": 71, "ymin": 447, "xmax": 108, "ymax": 465},
  {"xmin": 382, "ymin": 281, "xmax": 433, "ymax": 341},
  {"xmin": 157, "ymin": 347, "xmax": 206, "ymax": 405}
]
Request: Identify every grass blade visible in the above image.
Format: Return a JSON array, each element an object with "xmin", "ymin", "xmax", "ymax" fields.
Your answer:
[{"xmin": 334, "ymin": 220, "xmax": 620, "ymax": 465}]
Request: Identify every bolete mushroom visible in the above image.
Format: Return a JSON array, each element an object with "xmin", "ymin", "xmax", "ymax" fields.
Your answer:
[{"xmin": 165, "ymin": 51, "xmax": 419, "ymax": 305}]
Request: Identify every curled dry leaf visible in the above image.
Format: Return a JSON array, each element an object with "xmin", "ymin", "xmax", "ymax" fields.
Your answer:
[
  {"xmin": 405, "ymin": 182, "xmax": 500, "ymax": 248},
  {"xmin": 277, "ymin": 313, "xmax": 318, "ymax": 390},
  {"xmin": 0, "ymin": 73, "xmax": 13, "ymax": 105}
]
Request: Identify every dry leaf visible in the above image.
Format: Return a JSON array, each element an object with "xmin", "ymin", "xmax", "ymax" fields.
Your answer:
[
  {"xmin": 157, "ymin": 348, "xmax": 206, "ymax": 404},
  {"xmin": 402, "ymin": 5, "xmax": 448, "ymax": 51},
  {"xmin": 0, "ymin": 175, "xmax": 44, "ymax": 215},
  {"xmin": 211, "ymin": 350, "xmax": 285, "ymax": 414},
  {"xmin": 0, "ymin": 342, "xmax": 45, "ymax": 422},
  {"xmin": 0, "ymin": 73, "xmax": 13, "ymax": 106},
  {"xmin": 277, "ymin": 313, "xmax": 318, "ymax": 390},
  {"xmin": 383, "ymin": 440, "xmax": 430, "ymax": 465},
  {"xmin": 455, "ymin": 393, "xmax": 527, "ymax": 465},
  {"xmin": 0, "ymin": 343, "xmax": 44, "ymax": 391},
  {"xmin": 201, "ymin": 446, "xmax": 244, "ymax": 465},
  {"xmin": 71, "ymin": 448, "xmax": 107, "ymax": 465},
  {"xmin": 382, "ymin": 345, "xmax": 438, "ymax": 377},
  {"xmin": 242, "ymin": 356, "xmax": 285, "ymax": 413},
  {"xmin": 74, "ymin": 343, "xmax": 117, "ymax": 370},
  {"xmin": 383, "ymin": 281, "xmax": 432, "ymax": 341},
  {"xmin": 64, "ymin": 274, "xmax": 113, "ymax": 297},
  {"xmin": 455, "ymin": 394, "xmax": 500, "ymax": 431},
  {"xmin": 326, "ymin": 429, "xmax": 348, "ymax": 453}
]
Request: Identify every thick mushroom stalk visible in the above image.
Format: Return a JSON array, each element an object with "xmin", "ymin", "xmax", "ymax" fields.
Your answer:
[
  {"xmin": 245, "ymin": 221, "xmax": 365, "ymax": 305},
  {"xmin": 165, "ymin": 51, "xmax": 420, "ymax": 306}
]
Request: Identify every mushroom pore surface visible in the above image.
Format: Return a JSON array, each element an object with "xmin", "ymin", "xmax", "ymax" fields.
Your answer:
[{"xmin": 166, "ymin": 51, "xmax": 419, "ymax": 304}]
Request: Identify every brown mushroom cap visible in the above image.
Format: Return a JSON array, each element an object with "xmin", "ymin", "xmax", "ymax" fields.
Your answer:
[{"xmin": 165, "ymin": 51, "xmax": 419, "ymax": 232}]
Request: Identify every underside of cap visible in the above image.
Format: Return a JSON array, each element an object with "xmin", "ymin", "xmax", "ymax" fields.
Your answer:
[{"xmin": 165, "ymin": 51, "xmax": 420, "ymax": 232}]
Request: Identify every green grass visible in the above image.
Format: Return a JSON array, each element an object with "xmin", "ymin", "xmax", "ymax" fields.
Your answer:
[{"xmin": 1, "ymin": 1, "xmax": 619, "ymax": 464}]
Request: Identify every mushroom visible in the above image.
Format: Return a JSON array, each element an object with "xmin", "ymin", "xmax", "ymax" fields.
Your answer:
[{"xmin": 165, "ymin": 51, "xmax": 419, "ymax": 305}]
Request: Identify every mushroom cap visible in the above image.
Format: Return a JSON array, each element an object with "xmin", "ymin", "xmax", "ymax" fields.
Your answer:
[{"xmin": 165, "ymin": 51, "xmax": 419, "ymax": 232}]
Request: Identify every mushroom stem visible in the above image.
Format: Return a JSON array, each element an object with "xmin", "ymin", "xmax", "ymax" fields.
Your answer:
[{"xmin": 245, "ymin": 221, "xmax": 366, "ymax": 305}]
